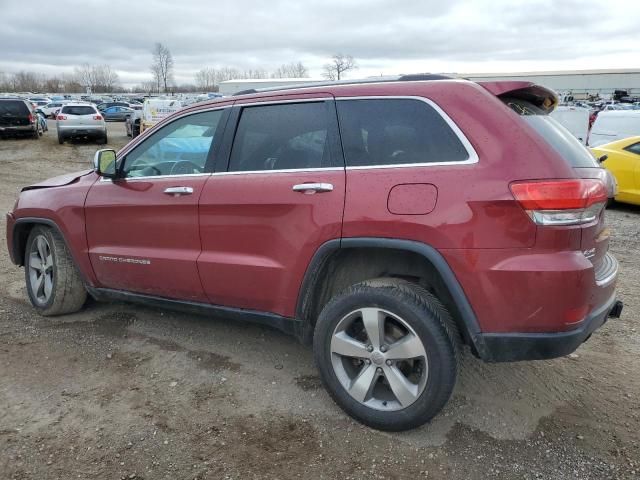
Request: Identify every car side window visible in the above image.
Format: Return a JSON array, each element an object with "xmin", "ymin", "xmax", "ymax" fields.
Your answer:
[
  {"xmin": 122, "ymin": 109, "xmax": 224, "ymax": 178},
  {"xmin": 624, "ymin": 142, "xmax": 640, "ymax": 156},
  {"xmin": 228, "ymin": 102, "xmax": 333, "ymax": 172},
  {"xmin": 336, "ymin": 99, "xmax": 469, "ymax": 167}
]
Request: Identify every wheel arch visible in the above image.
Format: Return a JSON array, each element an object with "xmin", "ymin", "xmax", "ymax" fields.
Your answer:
[
  {"xmin": 11, "ymin": 217, "xmax": 94, "ymax": 286},
  {"xmin": 296, "ymin": 238, "xmax": 487, "ymax": 358}
]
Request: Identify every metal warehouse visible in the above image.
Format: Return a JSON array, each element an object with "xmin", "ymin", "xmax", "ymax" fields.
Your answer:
[{"xmin": 460, "ymin": 69, "xmax": 640, "ymax": 98}]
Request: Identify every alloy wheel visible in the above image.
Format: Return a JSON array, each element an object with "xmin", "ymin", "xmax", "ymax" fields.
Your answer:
[
  {"xmin": 28, "ymin": 235, "xmax": 54, "ymax": 305},
  {"xmin": 330, "ymin": 307, "xmax": 428, "ymax": 411}
]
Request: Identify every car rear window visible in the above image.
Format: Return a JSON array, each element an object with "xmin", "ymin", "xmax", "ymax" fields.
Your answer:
[
  {"xmin": 61, "ymin": 106, "xmax": 96, "ymax": 115},
  {"xmin": 502, "ymin": 97, "xmax": 598, "ymax": 168},
  {"xmin": 336, "ymin": 99, "xmax": 469, "ymax": 167},
  {"xmin": 0, "ymin": 100, "xmax": 30, "ymax": 116}
]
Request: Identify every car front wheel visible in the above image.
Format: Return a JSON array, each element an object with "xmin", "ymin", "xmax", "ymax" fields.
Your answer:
[
  {"xmin": 25, "ymin": 226, "xmax": 87, "ymax": 316},
  {"xmin": 313, "ymin": 278, "xmax": 459, "ymax": 431}
]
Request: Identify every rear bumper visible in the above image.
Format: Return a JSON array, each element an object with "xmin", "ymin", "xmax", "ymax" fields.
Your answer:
[
  {"xmin": 478, "ymin": 293, "xmax": 622, "ymax": 362},
  {"xmin": 58, "ymin": 125, "xmax": 106, "ymax": 137},
  {"xmin": 0, "ymin": 125, "xmax": 35, "ymax": 134}
]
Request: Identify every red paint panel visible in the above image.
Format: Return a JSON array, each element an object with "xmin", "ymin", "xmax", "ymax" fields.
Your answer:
[
  {"xmin": 198, "ymin": 170, "xmax": 345, "ymax": 316},
  {"xmin": 85, "ymin": 177, "xmax": 209, "ymax": 301}
]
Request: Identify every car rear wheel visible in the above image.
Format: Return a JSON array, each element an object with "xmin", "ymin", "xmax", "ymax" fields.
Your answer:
[
  {"xmin": 25, "ymin": 226, "xmax": 87, "ymax": 316},
  {"xmin": 313, "ymin": 278, "xmax": 459, "ymax": 431},
  {"xmin": 57, "ymin": 133, "xmax": 64, "ymax": 144}
]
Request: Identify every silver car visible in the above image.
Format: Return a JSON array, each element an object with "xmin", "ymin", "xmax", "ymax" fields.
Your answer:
[{"xmin": 56, "ymin": 103, "xmax": 107, "ymax": 144}]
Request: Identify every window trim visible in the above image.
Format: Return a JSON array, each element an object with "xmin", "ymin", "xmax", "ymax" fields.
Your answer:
[
  {"xmin": 108, "ymin": 95, "xmax": 478, "ymax": 181},
  {"xmin": 335, "ymin": 96, "xmax": 479, "ymax": 170}
]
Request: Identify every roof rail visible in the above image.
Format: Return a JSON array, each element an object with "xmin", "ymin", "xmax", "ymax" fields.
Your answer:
[{"xmin": 231, "ymin": 73, "xmax": 454, "ymax": 96}]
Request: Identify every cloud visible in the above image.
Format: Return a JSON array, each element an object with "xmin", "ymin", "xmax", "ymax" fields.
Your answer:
[{"xmin": 0, "ymin": 0, "xmax": 637, "ymax": 87}]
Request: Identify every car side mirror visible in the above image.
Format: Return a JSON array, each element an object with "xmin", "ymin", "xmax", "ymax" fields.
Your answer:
[
  {"xmin": 94, "ymin": 149, "xmax": 118, "ymax": 178},
  {"xmin": 598, "ymin": 154, "xmax": 608, "ymax": 163}
]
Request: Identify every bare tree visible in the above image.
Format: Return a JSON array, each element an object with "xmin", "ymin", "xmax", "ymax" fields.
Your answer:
[
  {"xmin": 271, "ymin": 61, "xmax": 309, "ymax": 78},
  {"xmin": 195, "ymin": 67, "xmax": 217, "ymax": 91},
  {"xmin": 74, "ymin": 63, "xmax": 120, "ymax": 93},
  {"xmin": 323, "ymin": 54, "xmax": 357, "ymax": 81},
  {"xmin": 151, "ymin": 43, "xmax": 174, "ymax": 93},
  {"xmin": 11, "ymin": 71, "xmax": 40, "ymax": 92},
  {"xmin": 93, "ymin": 65, "xmax": 119, "ymax": 93}
]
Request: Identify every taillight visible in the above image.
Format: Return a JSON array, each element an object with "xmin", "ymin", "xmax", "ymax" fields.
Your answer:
[
  {"xmin": 57, "ymin": 115, "xmax": 67, "ymax": 120},
  {"xmin": 510, "ymin": 179, "xmax": 607, "ymax": 226},
  {"xmin": 93, "ymin": 115, "xmax": 102, "ymax": 120},
  {"xmin": 28, "ymin": 114, "xmax": 34, "ymax": 123}
]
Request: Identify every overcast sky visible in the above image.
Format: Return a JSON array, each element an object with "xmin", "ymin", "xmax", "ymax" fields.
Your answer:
[{"xmin": 1, "ymin": 0, "xmax": 638, "ymax": 87}]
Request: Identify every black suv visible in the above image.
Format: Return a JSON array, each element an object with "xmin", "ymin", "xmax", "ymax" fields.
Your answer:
[{"xmin": 0, "ymin": 98, "xmax": 42, "ymax": 139}]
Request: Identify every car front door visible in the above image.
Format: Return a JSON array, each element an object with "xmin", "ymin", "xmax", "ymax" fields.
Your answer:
[
  {"xmin": 85, "ymin": 106, "xmax": 230, "ymax": 301},
  {"xmin": 197, "ymin": 96, "xmax": 346, "ymax": 316}
]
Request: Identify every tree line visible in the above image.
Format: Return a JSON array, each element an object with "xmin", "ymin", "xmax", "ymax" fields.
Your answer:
[{"xmin": 0, "ymin": 42, "xmax": 358, "ymax": 94}]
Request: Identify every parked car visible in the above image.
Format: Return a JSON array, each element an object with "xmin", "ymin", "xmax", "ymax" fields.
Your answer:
[
  {"xmin": 34, "ymin": 109, "xmax": 48, "ymax": 132},
  {"xmin": 6, "ymin": 78, "xmax": 622, "ymax": 431},
  {"xmin": 102, "ymin": 106, "xmax": 134, "ymax": 121},
  {"xmin": 97, "ymin": 102, "xmax": 131, "ymax": 111},
  {"xmin": 125, "ymin": 109, "xmax": 141, "ymax": 137},
  {"xmin": 0, "ymin": 98, "xmax": 42, "ymax": 139},
  {"xmin": 28, "ymin": 97, "xmax": 51, "ymax": 107},
  {"xmin": 589, "ymin": 110, "xmax": 640, "ymax": 146},
  {"xmin": 56, "ymin": 103, "xmax": 107, "ymax": 144},
  {"xmin": 591, "ymin": 136, "xmax": 640, "ymax": 206},
  {"xmin": 40, "ymin": 101, "xmax": 68, "ymax": 118}
]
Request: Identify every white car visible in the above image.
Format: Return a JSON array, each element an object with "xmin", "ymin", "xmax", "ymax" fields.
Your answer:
[
  {"xmin": 40, "ymin": 101, "xmax": 68, "ymax": 118},
  {"xmin": 55, "ymin": 103, "xmax": 107, "ymax": 144}
]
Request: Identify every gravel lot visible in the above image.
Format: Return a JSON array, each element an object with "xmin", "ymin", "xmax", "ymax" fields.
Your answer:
[{"xmin": 0, "ymin": 121, "xmax": 639, "ymax": 479}]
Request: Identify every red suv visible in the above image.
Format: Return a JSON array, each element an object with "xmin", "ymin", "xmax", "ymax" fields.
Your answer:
[{"xmin": 6, "ymin": 78, "xmax": 622, "ymax": 431}]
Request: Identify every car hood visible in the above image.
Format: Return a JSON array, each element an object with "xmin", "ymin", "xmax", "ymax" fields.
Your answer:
[{"xmin": 21, "ymin": 169, "xmax": 94, "ymax": 192}]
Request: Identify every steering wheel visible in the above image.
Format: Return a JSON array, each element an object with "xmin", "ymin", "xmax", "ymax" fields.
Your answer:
[
  {"xmin": 170, "ymin": 161, "xmax": 201, "ymax": 175},
  {"xmin": 128, "ymin": 163, "xmax": 162, "ymax": 176}
]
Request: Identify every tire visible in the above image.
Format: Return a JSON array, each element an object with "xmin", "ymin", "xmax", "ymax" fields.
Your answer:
[
  {"xmin": 24, "ymin": 226, "xmax": 87, "ymax": 316},
  {"xmin": 58, "ymin": 133, "xmax": 64, "ymax": 144},
  {"xmin": 32, "ymin": 126, "xmax": 40, "ymax": 139},
  {"xmin": 313, "ymin": 278, "xmax": 460, "ymax": 431}
]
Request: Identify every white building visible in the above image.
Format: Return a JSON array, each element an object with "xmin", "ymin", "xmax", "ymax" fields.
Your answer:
[
  {"xmin": 218, "ymin": 78, "xmax": 325, "ymax": 96},
  {"xmin": 459, "ymin": 69, "xmax": 640, "ymax": 98}
]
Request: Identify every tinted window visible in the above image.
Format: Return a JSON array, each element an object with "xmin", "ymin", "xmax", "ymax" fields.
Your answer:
[
  {"xmin": 625, "ymin": 142, "xmax": 640, "ymax": 156},
  {"xmin": 123, "ymin": 109, "xmax": 223, "ymax": 178},
  {"xmin": 62, "ymin": 106, "xmax": 96, "ymax": 115},
  {"xmin": 0, "ymin": 100, "xmax": 30, "ymax": 116},
  {"xmin": 503, "ymin": 97, "xmax": 598, "ymax": 168},
  {"xmin": 336, "ymin": 99, "xmax": 468, "ymax": 167},
  {"xmin": 229, "ymin": 102, "xmax": 332, "ymax": 172}
]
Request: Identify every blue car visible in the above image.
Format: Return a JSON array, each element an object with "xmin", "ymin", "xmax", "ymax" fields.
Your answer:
[{"xmin": 102, "ymin": 106, "xmax": 134, "ymax": 121}]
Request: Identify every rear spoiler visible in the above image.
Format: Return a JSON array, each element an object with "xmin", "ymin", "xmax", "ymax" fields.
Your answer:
[{"xmin": 477, "ymin": 81, "xmax": 558, "ymax": 113}]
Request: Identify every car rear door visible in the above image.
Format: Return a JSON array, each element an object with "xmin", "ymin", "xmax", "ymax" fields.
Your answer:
[
  {"xmin": 85, "ymin": 106, "xmax": 231, "ymax": 301},
  {"xmin": 197, "ymin": 95, "xmax": 346, "ymax": 316}
]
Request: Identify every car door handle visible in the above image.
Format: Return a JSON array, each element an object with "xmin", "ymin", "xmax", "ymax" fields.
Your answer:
[
  {"xmin": 164, "ymin": 186, "xmax": 193, "ymax": 196},
  {"xmin": 292, "ymin": 183, "xmax": 334, "ymax": 194}
]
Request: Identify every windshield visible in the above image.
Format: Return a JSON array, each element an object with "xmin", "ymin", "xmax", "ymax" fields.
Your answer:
[{"xmin": 503, "ymin": 97, "xmax": 598, "ymax": 168}]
